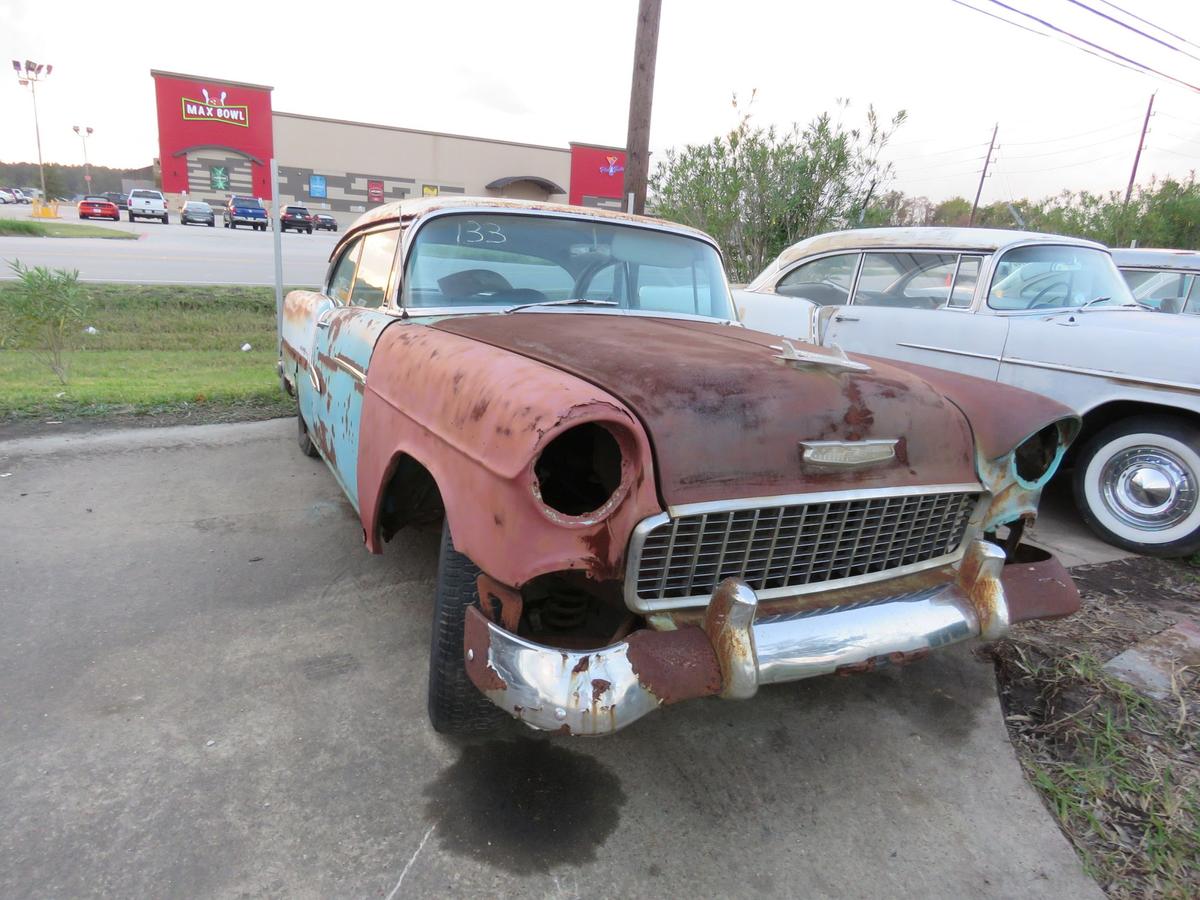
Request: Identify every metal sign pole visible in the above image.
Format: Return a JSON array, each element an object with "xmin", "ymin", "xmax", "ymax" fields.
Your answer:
[{"xmin": 270, "ymin": 159, "xmax": 284, "ymax": 353}]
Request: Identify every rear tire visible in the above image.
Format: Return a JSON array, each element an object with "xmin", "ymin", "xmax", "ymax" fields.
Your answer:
[
  {"xmin": 208, "ymin": 221, "xmax": 214, "ymax": 227},
  {"xmin": 297, "ymin": 409, "xmax": 320, "ymax": 458},
  {"xmin": 428, "ymin": 521, "xmax": 509, "ymax": 735},
  {"xmin": 1073, "ymin": 415, "xmax": 1200, "ymax": 557}
]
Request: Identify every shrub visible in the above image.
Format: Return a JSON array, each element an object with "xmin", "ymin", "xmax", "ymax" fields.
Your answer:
[{"xmin": 1, "ymin": 260, "xmax": 89, "ymax": 383}]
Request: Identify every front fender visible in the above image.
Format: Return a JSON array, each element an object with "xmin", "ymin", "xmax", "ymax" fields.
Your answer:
[{"xmin": 356, "ymin": 323, "xmax": 663, "ymax": 587}]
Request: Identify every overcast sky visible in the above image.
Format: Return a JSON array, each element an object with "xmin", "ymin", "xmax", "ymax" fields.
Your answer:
[{"xmin": 3, "ymin": 0, "xmax": 1198, "ymax": 203}]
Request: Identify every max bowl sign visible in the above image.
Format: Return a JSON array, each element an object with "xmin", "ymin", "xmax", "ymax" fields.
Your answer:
[{"xmin": 181, "ymin": 89, "xmax": 249, "ymax": 127}]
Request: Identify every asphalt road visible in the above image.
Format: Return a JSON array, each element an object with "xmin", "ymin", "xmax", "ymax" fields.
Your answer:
[
  {"xmin": 0, "ymin": 202, "xmax": 335, "ymax": 286},
  {"xmin": 0, "ymin": 419, "xmax": 1104, "ymax": 899}
]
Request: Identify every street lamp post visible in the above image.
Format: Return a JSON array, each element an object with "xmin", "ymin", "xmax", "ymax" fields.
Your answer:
[
  {"xmin": 12, "ymin": 59, "xmax": 53, "ymax": 200},
  {"xmin": 73, "ymin": 125, "xmax": 94, "ymax": 196}
]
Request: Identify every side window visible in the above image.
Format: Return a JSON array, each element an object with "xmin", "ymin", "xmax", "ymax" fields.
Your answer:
[
  {"xmin": 948, "ymin": 256, "xmax": 983, "ymax": 309},
  {"xmin": 853, "ymin": 252, "xmax": 958, "ymax": 308},
  {"xmin": 635, "ymin": 260, "xmax": 718, "ymax": 316},
  {"xmin": 776, "ymin": 253, "xmax": 858, "ymax": 306},
  {"xmin": 580, "ymin": 262, "xmax": 626, "ymax": 303},
  {"xmin": 327, "ymin": 239, "xmax": 362, "ymax": 305},
  {"xmin": 1122, "ymin": 269, "xmax": 1193, "ymax": 313},
  {"xmin": 349, "ymin": 229, "xmax": 400, "ymax": 308}
]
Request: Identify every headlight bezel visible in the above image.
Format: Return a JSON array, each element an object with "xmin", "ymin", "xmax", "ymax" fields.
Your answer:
[{"xmin": 529, "ymin": 420, "xmax": 636, "ymax": 527}]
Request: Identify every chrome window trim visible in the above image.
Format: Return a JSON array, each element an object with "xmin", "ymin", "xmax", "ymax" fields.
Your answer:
[
  {"xmin": 393, "ymin": 206, "xmax": 735, "ymax": 320},
  {"xmin": 624, "ymin": 483, "xmax": 985, "ymax": 613},
  {"xmin": 896, "ymin": 342, "xmax": 1002, "ymax": 362},
  {"xmin": 402, "ymin": 306, "xmax": 742, "ymax": 326}
]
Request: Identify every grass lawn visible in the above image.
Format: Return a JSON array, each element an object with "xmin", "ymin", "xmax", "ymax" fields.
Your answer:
[
  {"xmin": 0, "ymin": 282, "xmax": 293, "ymax": 421},
  {"xmin": 0, "ymin": 219, "xmax": 138, "ymax": 239}
]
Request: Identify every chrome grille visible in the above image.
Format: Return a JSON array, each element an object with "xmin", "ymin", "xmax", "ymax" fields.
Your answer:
[{"xmin": 631, "ymin": 489, "xmax": 980, "ymax": 609}]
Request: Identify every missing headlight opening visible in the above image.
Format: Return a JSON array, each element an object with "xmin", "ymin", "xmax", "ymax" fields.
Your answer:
[
  {"xmin": 1014, "ymin": 423, "xmax": 1061, "ymax": 483},
  {"xmin": 535, "ymin": 423, "xmax": 623, "ymax": 516}
]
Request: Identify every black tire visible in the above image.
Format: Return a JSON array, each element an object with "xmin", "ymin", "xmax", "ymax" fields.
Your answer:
[
  {"xmin": 307, "ymin": 227, "xmax": 313, "ymax": 234},
  {"xmin": 224, "ymin": 220, "xmax": 230, "ymax": 228},
  {"xmin": 230, "ymin": 222, "xmax": 237, "ymax": 229},
  {"xmin": 1072, "ymin": 415, "xmax": 1200, "ymax": 557},
  {"xmin": 297, "ymin": 409, "xmax": 320, "ymax": 458},
  {"xmin": 128, "ymin": 212, "xmax": 135, "ymax": 222},
  {"xmin": 428, "ymin": 521, "xmax": 509, "ymax": 735},
  {"xmin": 161, "ymin": 215, "xmax": 168, "ymax": 224},
  {"xmin": 208, "ymin": 221, "xmax": 214, "ymax": 227}
]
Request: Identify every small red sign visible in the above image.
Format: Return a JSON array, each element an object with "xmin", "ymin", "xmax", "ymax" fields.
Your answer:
[{"xmin": 367, "ymin": 180, "xmax": 384, "ymax": 204}]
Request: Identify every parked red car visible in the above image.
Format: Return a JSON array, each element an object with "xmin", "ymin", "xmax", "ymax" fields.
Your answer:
[{"xmin": 77, "ymin": 196, "xmax": 120, "ymax": 221}]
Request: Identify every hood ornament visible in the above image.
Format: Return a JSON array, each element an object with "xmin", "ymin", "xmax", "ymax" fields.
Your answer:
[
  {"xmin": 771, "ymin": 339, "xmax": 871, "ymax": 373},
  {"xmin": 800, "ymin": 439, "xmax": 898, "ymax": 468}
]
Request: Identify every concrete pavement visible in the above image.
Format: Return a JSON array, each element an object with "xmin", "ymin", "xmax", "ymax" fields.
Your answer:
[
  {"xmin": 0, "ymin": 419, "xmax": 1102, "ymax": 898},
  {"xmin": 0, "ymin": 202, "xmax": 334, "ymax": 286}
]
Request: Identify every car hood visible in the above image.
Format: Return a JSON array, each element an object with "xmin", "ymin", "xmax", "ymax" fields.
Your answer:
[{"xmin": 433, "ymin": 314, "xmax": 981, "ymax": 506}]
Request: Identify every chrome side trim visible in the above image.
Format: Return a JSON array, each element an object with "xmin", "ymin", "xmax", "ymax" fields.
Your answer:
[
  {"xmin": 329, "ymin": 355, "xmax": 366, "ymax": 384},
  {"xmin": 1001, "ymin": 356, "xmax": 1200, "ymax": 395},
  {"xmin": 896, "ymin": 342, "xmax": 1002, "ymax": 362}
]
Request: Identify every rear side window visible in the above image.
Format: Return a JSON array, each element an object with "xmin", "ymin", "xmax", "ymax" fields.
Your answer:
[
  {"xmin": 130, "ymin": 190, "xmax": 162, "ymax": 199},
  {"xmin": 327, "ymin": 239, "xmax": 362, "ymax": 305},
  {"xmin": 852, "ymin": 252, "xmax": 958, "ymax": 308},
  {"xmin": 349, "ymin": 230, "xmax": 400, "ymax": 308},
  {"xmin": 776, "ymin": 253, "xmax": 859, "ymax": 306}
]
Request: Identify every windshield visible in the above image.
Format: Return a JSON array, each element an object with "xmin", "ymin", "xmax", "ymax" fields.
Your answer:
[
  {"xmin": 988, "ymin": 245, "xmax": 1134, "ymax": 311},
  {"xmin": 233, "ymin": 197, "xmax": 262, "ymax": 209},
  {"xmin": 401, "ymin": 212, "xmax": 733, "ymax": 319},
  {"xmin": 130, "ymin": 190, "xmax": 160, "ymax": 199},
  {"xmin": 185, "ymin": 202, "xmax": 209, "ymax": 210},
  {"xmin": 286, "ymin": 207, "xmax": 309, "ymax": 214}
]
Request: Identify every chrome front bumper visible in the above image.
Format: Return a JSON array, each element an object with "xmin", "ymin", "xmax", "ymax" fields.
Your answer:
[{"xmin": 464, "ymin": 540, "xmax": 1043, "ymax": 736}]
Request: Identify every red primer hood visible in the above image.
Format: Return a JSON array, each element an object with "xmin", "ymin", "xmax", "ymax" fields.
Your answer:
[{"xmin": 434, "ymin": 315, "xmax": 979, "ymax": 506}]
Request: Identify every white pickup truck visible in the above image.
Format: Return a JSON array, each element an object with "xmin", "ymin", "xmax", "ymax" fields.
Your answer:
[{"xmin": 128, "ymin": 188, "xmax": 168, "ymax": 224}]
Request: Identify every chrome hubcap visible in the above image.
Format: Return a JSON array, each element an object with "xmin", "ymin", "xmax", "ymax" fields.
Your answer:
[{"xmin": 1100, "ymin": 447, "xmax": 1196, "ymax": 531}]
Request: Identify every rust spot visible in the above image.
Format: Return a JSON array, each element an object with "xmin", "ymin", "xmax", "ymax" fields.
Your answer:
[
  {"xmin": 464, "ymin": 607, "xmax": 507, "ymax": 692},
  {"xmin": 591, "ymin": 678, "xmax": 611, "ymax": 702},
  {"xmin": 1001, "ymin": 552, "xmax": 1080, "ymax": 623},
  {"xmin": 469, "ymin": 397, "xmax": 490, "ymax": 421},
  {"xmin": 476, "ymin": 574, "xmax": 523, "ymax": 633},
  {"xmin": 493, "ymin": 513, "xmax": 503, "ymax": 526},
  {"xmin": 624, "ymin": 626, "xmax": 722, "ymax": 705},
  {"xmin": 571, "ymin": 656, "xmax": 591, "ymax": 675}
]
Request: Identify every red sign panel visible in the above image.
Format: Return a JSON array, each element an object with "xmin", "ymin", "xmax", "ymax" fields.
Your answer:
[
  {"xmin": 367, "ymin": 180, "xmax": 384, "ymax": 204},
  {"xmin": 151, "ymin": 71, "xmax": 275, "ymax": 198},
  {"xmin": 569, "ymin": 144, "xmax": 627, "ymax": 207}
]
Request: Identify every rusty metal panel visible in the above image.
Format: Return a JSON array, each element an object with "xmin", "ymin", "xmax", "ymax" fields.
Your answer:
[
  {"xmin": 1000, "ymin": 551, "xmax": 1081, "ymax": 623},
  {"xmin": 356, "ymin": 323, "xmax": 665, "ymax": 588},
  {"xmin": 434, "ymin": 315, "xmax": 981, "ymax": 506}
]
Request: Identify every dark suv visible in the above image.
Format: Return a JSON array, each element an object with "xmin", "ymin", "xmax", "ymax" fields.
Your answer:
[{"xmin": 281, "ymin": 205, "xmax": 314, "ymax": 234}]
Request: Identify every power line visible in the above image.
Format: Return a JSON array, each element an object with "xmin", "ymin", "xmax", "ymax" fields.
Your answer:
[
  {"xmin": 949, "ymin": 0, "xmax": 1145, "ymax": 75},
  {"xmin": 1145, "ymin": 145, "xmax": 1200, "ymax": 159},
  {"xmin": 888, "ymin": 142, "xmax": 990, "ymax": 162},
  {"xmin": 1063, "ymin": 0, "xmax": 1200, "ymax": 65},
  {"xmin": 996, "ymin": 147, "xmax": 1130, "ymax": 173},
  {"xmin": 1000, "ymin": 129, "xmax": 1139, "ymax": 159},
  {"xmin": 980, "ymin": 0, "xmax": 1200, "ymax": 93},
  {"xmin": 1094, "ymin": 0, "xmax": 1200, "ymax": 52},
  {"xmin": 1003, "ymin": 118, "xmax": 1141, "ymax": 146}
]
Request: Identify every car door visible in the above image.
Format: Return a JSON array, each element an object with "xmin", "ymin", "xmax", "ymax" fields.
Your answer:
[
  {"xmin": 307, "ymin": 227, "xmax": 401, "ymax": 509},
  {"xmin": 821, "ymin": 251, "xmax": 1009, "ymax": 381}
]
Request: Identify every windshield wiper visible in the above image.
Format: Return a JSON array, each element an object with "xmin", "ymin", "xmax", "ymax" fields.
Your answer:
[{"xmin": 504, "ymin": 298, "xmax": 618, "ymax": 314}]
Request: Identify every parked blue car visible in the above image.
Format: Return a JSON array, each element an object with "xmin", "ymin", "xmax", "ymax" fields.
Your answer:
[{"xmin": 223, "ymin": 195, "xmax": 268, "ymax": 231}]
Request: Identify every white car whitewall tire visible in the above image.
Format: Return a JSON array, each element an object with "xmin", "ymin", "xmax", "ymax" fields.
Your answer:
[{"xmin": 1074, "ymin": 416, "xmax": 1200, "ymax": 556}]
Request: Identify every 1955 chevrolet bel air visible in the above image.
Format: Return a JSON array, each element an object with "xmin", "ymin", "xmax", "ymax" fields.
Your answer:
[{"xmin": 278, "ymin": 197, "xmax": 1083, "ymax": 736}]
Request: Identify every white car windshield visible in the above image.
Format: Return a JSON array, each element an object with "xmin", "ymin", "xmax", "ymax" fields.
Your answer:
[
  {"xmin": 401, "ymin": 212, "xmax": 733, "ymax": 320},
  {"xmin": 988, "ymin": 245, "xmax": 1135, "ymax": 311}
]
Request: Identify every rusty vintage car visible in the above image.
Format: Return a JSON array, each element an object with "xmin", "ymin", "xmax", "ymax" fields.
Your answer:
[{"xmin": 278, "ymin": 198, "xmax": 1082, "ymax": 736}]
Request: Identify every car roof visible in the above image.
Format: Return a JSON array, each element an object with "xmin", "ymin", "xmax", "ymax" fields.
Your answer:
[
  {"xmin": 333, "ymin": 196, "xmax": 717, "ymax": 260},
  {"xmin": 770, "ymin": 226, "xmax": 1106, "ymax": 268},
  {"xmin": 1110, "ymin": 247, "xmax": 1200, "ymax": 271}
]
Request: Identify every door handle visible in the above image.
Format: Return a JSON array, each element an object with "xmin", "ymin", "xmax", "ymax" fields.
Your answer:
[
  {"xmin": 316, "ymin": 317, "xmax": 332, "ymax": 329},
  {"xmin": 834, "ymin": 314, "xmax": 859, "ymax": 322}
]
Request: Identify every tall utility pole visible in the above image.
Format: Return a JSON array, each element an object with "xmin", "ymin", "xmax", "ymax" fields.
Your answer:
[
  {"xmin": 969, "ymin": 123, "xmax": 998, "ymax": 227},
  {"xmin": 1124, "ymin": 92, "xmax": 1155, "ymax": 205},
  {"xmin": 74, "ymin": 125, "xmax": 94, "ymax": 195},
  {"xmin": 624, "ymin": 0, "xmax": 661, "ymax": 216},
  {"xmin": 11, "ymin": 60, "xmax": 53, "ymax": 200}
]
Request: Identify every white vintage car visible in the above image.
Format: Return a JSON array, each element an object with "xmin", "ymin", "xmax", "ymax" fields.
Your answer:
[
  {"xmin": 736, "ymin": 227, "xmax": 1200, "ymax": 557},
  {"xmin": 1112, "ymin": 247, "xmax": 1200, "ymax": 316}
]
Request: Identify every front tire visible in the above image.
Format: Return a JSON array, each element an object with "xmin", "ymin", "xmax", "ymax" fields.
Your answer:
[
  {"xmin": 1073, "ymin": 415, "xmax": 1200, "ymax": 557},
  {"xmin": 428, "ymin": 521, "xmax": 509, "ymax": 735}
]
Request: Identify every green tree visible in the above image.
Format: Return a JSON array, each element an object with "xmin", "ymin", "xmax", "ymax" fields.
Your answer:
[{"xmin": 650, "ymin": 98, "xmax": 906, "ymax": 281}]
